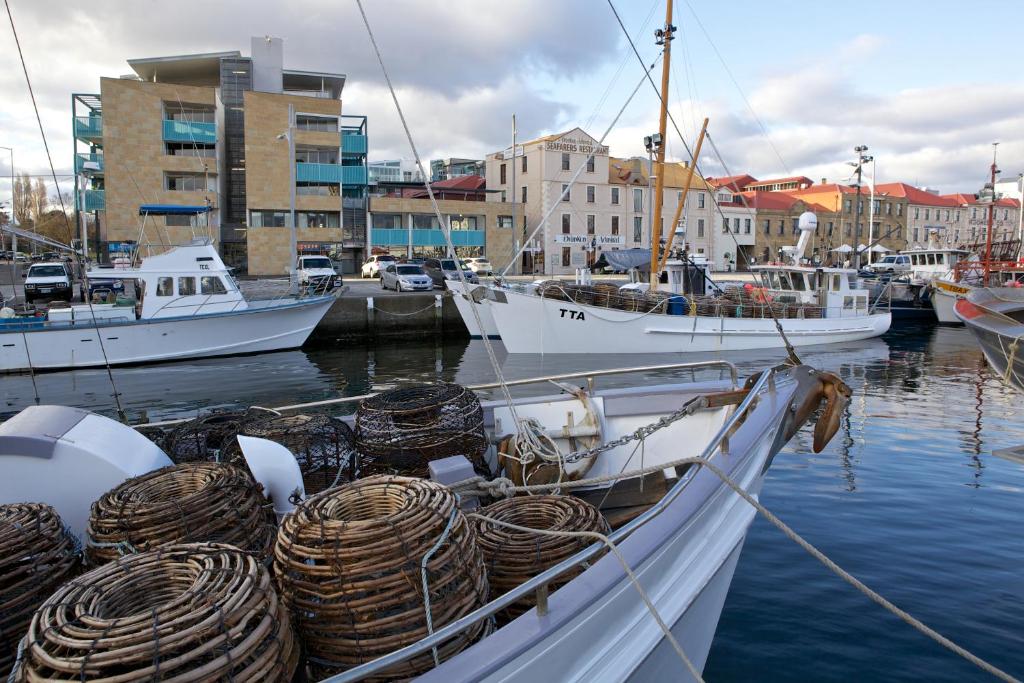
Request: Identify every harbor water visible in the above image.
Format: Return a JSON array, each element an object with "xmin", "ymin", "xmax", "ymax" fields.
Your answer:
[{"xmin": 2, "ymin": 326, "xmax": 1023, "ymax": 681}]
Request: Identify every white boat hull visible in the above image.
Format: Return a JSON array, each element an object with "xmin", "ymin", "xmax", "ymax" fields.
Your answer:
[
  {"xmin": 0, "ymin": 296, "xmax": 335, "ymax": 371},
  {"xmin": 490, "ymin": 289, "xmax": 891, "ymax": 354},
  {"xmin": 448, "ymin": 280, "xmax": 500, "ymax": 339},
  {"xmin": 931, "ymin": 279, "xmax": 971, "ymax": 325}
]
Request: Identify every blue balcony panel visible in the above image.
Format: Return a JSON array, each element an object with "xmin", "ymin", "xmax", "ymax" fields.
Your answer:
[
  {"xmin": 82, "ymin": 189, "xmax": 105, "ymax": 211},
  {"xmin": 342, "ymin": 133, "xmax": 367, "ymax": 154},
  {"xmin": 75, "ymin": 152, "xmax": 104, "ymax": 174},
  {"xmin": 162, "ymin": 119, "xmax": 216, "ymax": 144},
  {"xmin": 74, "ymin": 116, "xmax": 103, "ymax": 141},
  {"xmin": 370, "ymin": 228, "xmax": 485, "ymax": 247}
]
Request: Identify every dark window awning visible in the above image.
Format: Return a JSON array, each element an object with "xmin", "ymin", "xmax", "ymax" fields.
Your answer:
[{"xmin": 138, "ymin": 205, "xmax": 212, "ymax": 216}]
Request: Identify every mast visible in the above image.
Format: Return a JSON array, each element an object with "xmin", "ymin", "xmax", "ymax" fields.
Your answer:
[
  {"xmin": 511, "ymin": 113, "xmax": 518, "ymax": 275},
  {"xmin": 648, "ymin": 0, "xmax": 675, "ymax": 287},
  {"xmin": 983, "ymin": 142, "xmax": 999, "ymax": 282},
  {"xmin": 658, "ymin": 117, "xmax": 707, "ymax": 273}
]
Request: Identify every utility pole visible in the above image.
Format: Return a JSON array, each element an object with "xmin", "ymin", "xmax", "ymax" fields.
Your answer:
[
  {"xmin": 648, "ymin": 0, "xmax": 675, "ymax": 287},
  {"xmin": 0, "ymin": 146, "xmax": 14, "ymax": 255},
  {"xmin": 867, "ymin": 154, "xmax": 876, "ymax": 264},
  {"xmin": 851, "ymin": 144, "xmax": 869, "ymax": 269}
]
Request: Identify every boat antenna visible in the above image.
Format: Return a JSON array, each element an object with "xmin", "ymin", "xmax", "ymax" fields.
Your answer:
[
  {"xmin": 983, "ymin": 142, "xmax": 999, "ymax": 282},
  {"xmin": 5, "ymin": 0, "xmax": 127, "ymax": 419}
]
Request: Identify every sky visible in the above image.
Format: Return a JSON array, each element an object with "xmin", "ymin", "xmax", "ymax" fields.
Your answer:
[{"xmin": 0, "ymin": 0, "xmax": 1023, "ymax": 208}]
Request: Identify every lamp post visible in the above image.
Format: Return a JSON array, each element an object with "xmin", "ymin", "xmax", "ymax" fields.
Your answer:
[
  {"xmin": 850, "ymin": 144, "xmax": 870, "ymax": 269},
  {"xmin": 0, "ymin": 146, "xmax": 14, "ymax": 255},
  {"xmin": 277, "ymin": 104, "xmax": 297, "ymax": 290}
]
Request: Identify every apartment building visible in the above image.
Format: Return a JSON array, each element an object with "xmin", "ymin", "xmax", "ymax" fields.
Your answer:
[
  {"xmin": 484, "ymin": 128, "xmax": 718, "ymax": 275},
  {"xmin": 787, "ymin": 183, "xmax": 908, "ymax": 254},
  {"xmin": 368, "ymin": 159, "xmax": 425, "ymax": 184},
  {"xmin": 72, "ymin": 36, "xmax": 369, "ymax": 275},
  {"xmin": 430, "ymin": 158, "xmax": 484, "ymax": 182},
  {"xmin": 941, "ymin": 193, "xmax": 1020, "ymax": 257}
]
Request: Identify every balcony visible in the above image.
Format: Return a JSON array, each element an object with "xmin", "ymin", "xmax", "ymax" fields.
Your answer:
[
  {"xmin": 75, "ymin": 152, "xmax": 104, "ymax": 174},
  {"xmin": 341, "ymin": 132, "xmax": 367, "ymax": 154},
  {"xmin": 74, "ymin": 116, "xmax": 103, "ymax": 141},
  {"xmin": 82, "ymin": 189, "xmax": 105, "ymax": 211},
  {"xmin": 162, "ymin": 119, "xmax": 216, "ymax": 144},
  {"xmin": 295, "ymin": 163, "xmax": 368, "ymax": 185},
  {"xmin": 370, "ymin": 228, "xmax": 485, "ymax": 247}
]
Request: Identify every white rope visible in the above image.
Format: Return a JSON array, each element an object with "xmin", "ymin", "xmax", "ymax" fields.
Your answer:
[
  {"xmin": 421, "ymin": 504, "xmax": 460, "ymax": 667},
  {"xmin": 466, "ymin": 512, "xmax": 705, "ymax": 683}
]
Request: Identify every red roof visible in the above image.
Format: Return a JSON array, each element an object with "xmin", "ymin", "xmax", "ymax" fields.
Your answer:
[
  {"xmin": 432, "ymin": 174, "xmax": 485, "ymax": 190},
  {"xmin": 746, "ymin": 175, "xmax": 813, "ymax": 190},
  {"xmin": 874, "ymin": 183, "xmax": 957, "ymax": 207},
  {"xmin": 788, "ymin": 183, "xmax": 862, "ymax": 196},
  {"xmin": 706, "ymin": 174, "xmax": 756, "ymax": 191},
  {"xmin": 942, "ymin": 193, "xmax": 1020, "ymax": 208}
]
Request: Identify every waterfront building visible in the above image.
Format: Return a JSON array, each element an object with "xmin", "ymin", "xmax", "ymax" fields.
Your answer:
[
  {"xmin": 705, "ymin": 174, "xmax": 813, "ymax": 193},
  {"xmin": 874, "ymin": 183, "xmax": 957, "ymax": 248},
  {"xmin": 71, "ymin": 36, "xmax": 369, "ymax": 276},
  {"xmin": 430, "ymin": 157, "xmax": 484, "ymax": 182},
  {"xmin": 734, "ymin": 191, "xmax": 832, "ymax": 265},
  {"xmin": 368, "ymin": 175, "xmax": 513, "ymax": 266},
  {"xmin": 484, "ymin": 128, "xmax": 719, "ymax": 275},
  {"xmin": 787, "ymin": 182, "xmax": 908, "ymax": 254},
  {"xmin": 941, "ymin": 192, "xmax": 1020, "ymax": 258},
  {"xmin": 368, "ymin": 159, "xmax": 425, "ymax": 184}
]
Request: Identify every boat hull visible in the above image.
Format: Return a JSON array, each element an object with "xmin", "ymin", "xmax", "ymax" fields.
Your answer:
[
  {"xmin": 931, "ymin": 279, "xmax": 971, "ymax": 325},
  {"xmin": 955, "ymin": 288, "xmax": 1024, "ymax": 391},
  {"xmin": 490, "ymin": 289, "xmax": 891, "ymax": 354},
  {"xmin": 0, "ymin": 296, "xmax": 335, "ymax": 372},
  {"xmin": 447, "ymin": 280, "xmax": 500, "ymax": 339}
]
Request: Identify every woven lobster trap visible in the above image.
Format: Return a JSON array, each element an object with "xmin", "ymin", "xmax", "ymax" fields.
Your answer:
[
  {"xmin": 0, "ymin": 503, "xmax": 79, "ymax": 674},
  {"xmin": 473, "ymin": 495, "xmax": 609, "ymax": 621},
  {"xmin": 85, "ymin": 462, "xmax": 274, "ymax": 566},
  {"xmin": 162, "ymin": 408, "xmax": 268, "ymax": 463},
  {"xmin": 222, "ymin": 413, "xmax": 359, "ymax": 495},
  {"xmin": 14, "ymin": 543, "xmax": 297, "ymax": 682},
  {"xmin": 274, "ymin": 475, "xmax": 489, "ymax": 680},
  {"xmin": 356, "ymin": 382, "xmax": 489, "ymax": 477}
]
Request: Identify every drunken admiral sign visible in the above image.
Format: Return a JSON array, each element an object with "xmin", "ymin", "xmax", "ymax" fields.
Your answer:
[{"xmin": 553, "ymin": 234, "xmax": 624, "ymax": 245}]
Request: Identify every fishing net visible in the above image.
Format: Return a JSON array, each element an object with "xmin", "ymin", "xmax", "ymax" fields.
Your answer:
[
  {"xmin": 221, "ymin": 413, "xmax": 359, "ymax": 495},
  {"xmin": 274, "ymin": 475, "xmax": 489, "ymax": 680},
  {"xmin": 474, "ymin": 495, "xmax": 609, "ymax": 621},
  {"xmin": 0, "ymin": 504, "xmax": 79, "ymax": 674},
  {"xmin": 85, "ymin": 462, "xmax": 274, "ymax": 566},
  {"xmin": 356, "ymin": 383, "xmax": 488, "ymax": 477},
  {"xmin": 15, "ymin": 543, "xmax": 298, "ymax": 682}
]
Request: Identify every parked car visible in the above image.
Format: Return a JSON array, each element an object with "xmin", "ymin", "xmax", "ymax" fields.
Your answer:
[
  {"xmin": 866, "ymin": 254, "xmax": 910, "ymax": 274},
  {"xmin": 380, "ymin": 263, "xmax": 433, "ymax": 292},
  {"xmin": 14, "ymin": 252, "xmax": 29, "ymax": 263},
  {"xmin": 465, "ymin": 257, "xmax": 493, "ymax": 276},
  {"xmin": 23, "ymin": 262, "xmax": 73, "ymax": 305},
  {"xmin": 422, "ymin": 258, "xmax": 479, "ymax": 289},
  {"xmin": 361, "ymin": 254, "xmax": 396, "ymax": 278},
  {"xmin": 296, "ymin": 255, "xmax": 342, "ymax": 292},
  {"xmin": 86, "ymin": 266, "xmax": 126, "ymax": 302}
]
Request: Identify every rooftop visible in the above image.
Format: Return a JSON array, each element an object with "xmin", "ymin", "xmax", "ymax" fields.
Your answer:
[
  {"xmin": 128, "ymin": 51, "xmax": 242, "ymax": 85},
  {"xmin": 874, "ymin": 182, "xmax": 958, "ymax": 207}
]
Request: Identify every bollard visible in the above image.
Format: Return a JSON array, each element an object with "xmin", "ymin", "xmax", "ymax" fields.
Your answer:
[
  {"xmin": 366, "ymin": 296, "xmax": 375, "ymax": 344},
  {"xmin": 434, "ymin": 293, "xmax": 443, "ymax": 338}
]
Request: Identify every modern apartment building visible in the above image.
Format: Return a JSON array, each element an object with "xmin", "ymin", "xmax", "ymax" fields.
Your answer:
[
  {"xmin": 430, "ymin": 158, "xmax": 484, "ymax": 182},
  {"xmin": 71, "ymin": 36, "xmax": 369, "ymax": 275},
  {"xmin": 368, "ymin": 159, "xmax": 425, "ymax": 184},
  {"xmin": 484, "ymin": 128, "xmax": 720, "ymax": 275}
]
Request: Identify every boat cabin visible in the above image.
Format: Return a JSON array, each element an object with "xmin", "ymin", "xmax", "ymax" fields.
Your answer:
[
  {"xmin": 902, "ymin": 247, "xmax": 968, "ymax": 284},
  {"xmin": 751, "ymin": 265, "xmax": 870, "ymax": 317}
]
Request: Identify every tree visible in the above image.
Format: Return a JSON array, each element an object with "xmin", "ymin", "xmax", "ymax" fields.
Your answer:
[
  {"xmin": 30, "ymin": 178, "xmax": 47, "ymax": 224},
  {"xmin": 12, "ymin": 173, "xmax": 31, "ymax": 227},
  {"xmin": 34, "ymin": 209, "xmax": 73, "ymax": 243}
]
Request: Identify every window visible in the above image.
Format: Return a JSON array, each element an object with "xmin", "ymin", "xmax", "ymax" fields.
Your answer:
[
  {"xmin": 956, "ymin": 210, "xmax": 960, "ymax": 221},
  {"xmin": 886, "ymin": 203, "xmax": 892, "ymax": 215},
  {"xmin": 298, "ymin": 211, "xmax": 340, "ymax": 228},
  {"xmin": 857, "ymin": 200, "xmax": 863, "ymax": 214},
  {"xmin": 610, "ymin": 187, "xmax": 620, "ymax": 205},
  {"xmin": 896, "ymin": 204, "xmax": 902, "ymax": 216},
  {"xmin": 845, "ymin": 222, "xmax": 851, "ymax": 237},
  {"xmin": 1004, "ymin": 209, "xmax": 1009, "ymax": 220},
  {"xmin": 586, "ymin": 156, "xmax": 595, "ymax": 173},
  {"xmin": 165, "ymin": 142, "xmax": 215, "ymax": 158},
  {"xmin": 295, "ymin": 115, "xmax": 338, "ymax": 132},
  {"xmin": 633, "ymin": 188, "xmax": 643, "ymax": 213},
  {"xmin": 522, "ymin": 155, "xmax": 527, "ymax": 173},
  {"xmin": 778, "ymin": 220, "xmax": 785, "ymax": 236},
  {"xmin": 611, "ymin": 216, "xmax": 619, "ymax": 235},
  {"xmin": 164, "ymin": 102, "xmax": 214, "ymax": 124},
  {"xmin": 156, "ymin": 277, "xmax": 173, "ymax": 296},
  {"xmin": 449, "ymin": 215, "xmax": 478, "ymax": 231},
  {"xmin": 586, "ymin": 185, "xmax": 595, "ymax": 203},
  {"xmin": 497, "ymin": 215, "xmax": 513, "ymax": 228},
  {"xmin": 827, "ymin": 221, "xmax": 834, "ymax": 236},
  {"xmin": 873, "ymin": 200, "xmax": 880, "ymax": 212},
  {"xmin": 722, "ymin": 217, "xmax": 729, "ymax": 233},
  {"xmin": 295, "ymin": 147, "xmax": 338, "ymax": 164},
  {"xmin": 698, "ymin": 192, "xmax": 705, "ymax": 209},
  {"xmin": 166, "ymin": 215, "xmax": 192, "ymax": 227},
  {"xmin": 500, "ymin": 163, "xmax": 507, "ymax": 184},
  {"xmin": 296, "ymin": 183, "xmax": 340, "ymax": 197},
  {"xmin": 744, "ymin": 218, "xmax": 751, "ymax": 234},
  {"xmin": 561, "ymin": 153, "xmax": 570, "ymax": 171},
  {"xmin": 521, "ymin": 186, "xmax": 527, "ymax": 203},
  {"xmin": 913, "ymin": 227, "xmax": 920, "ymax": 243},
  {"xmin": 762, "ymin": 219, "xmax": 770, "ymax": 234},
  {"xmin": 165, "ymin": 173, "xmax": 215, "ymax": 192},
  {"xmin": 178, "ymin": 277, "xmax": 196, "ymax": 296},
  {"xmin": 945, "ymin": 210, "xmax": 950, "ymax": 221},
  {"xmin": 587, "ymin": 215, "xmax": 595, "ymax": 234},
  {"xmin": 201, "ymin": 276, "xmax": 227, "ymax": 294},
  {"xmin": 698, "ymin": 218, "xmax": 705, "ymax": 238},
  {"xmin": 734, "ymin": 217, "xmax": 741, "ymax": 233},
  {"xmin": 676, "ymin": 191, "xmax": 682, "ymax": 204},
  {"xmin": 844, "ymin": 199, "xmax": 852, "ymax": 213},
  {"xmin": 633, "ymin": 216, "xmax": 643, "ymax": 242},
  {"xmin": 562, "ymin": 214, "xmax": 571, "ymax": 233},
  {"xmin": 792, "ymin": 218, "xmax": 799, "ymax": 234},
  {"xmin": 501, "ymin": 190, "xmax": 506, "ymax": 203},
  {"xmin": 561, "ymin": 247, "xmax": 571, "ymax": 266},
  {"xmin": 972, "ymin": 207, "xmax": 978, "ymax": 219},
  {"xmin": 561, "ymin": 184, "xmax": 570, "ymax": 202},
  {"xmin": 372, "ymin": 213, "xmax": 401, "ymax": 229},
  {"xmin": 249, "ymin": 210, "xmax": 288, "ymax": 227},
  {"xmin": 412, "ymin": 214, "xmax": 440, "ymax": 230}
]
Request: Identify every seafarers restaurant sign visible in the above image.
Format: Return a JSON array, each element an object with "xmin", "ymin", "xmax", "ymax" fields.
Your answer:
[{"xmin": 544, "ymin": 137, "xmax": 609, "ymax": 156}]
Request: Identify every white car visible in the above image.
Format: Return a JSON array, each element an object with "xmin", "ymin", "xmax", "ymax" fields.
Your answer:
[
  {"xmin": 361, "ymin": 254, "xmax": 396, "ymax": 278},
  {"xmin": 867, "ymin": 254, "xmax": 910, "ymax": 275},
  {"xmin": 23, "ymin": 262, "xmax": 73, "ymax": 305},
  {"xmin": 296, "ymin": 255, "xmax": 342, "ymax": 292},
  {"xmin": 380, "ymin": 263, "xmax": 433, "ymax": 292},
  {"xmin": 465, "ymin": 257, "xmax": 493, "ymax": 276}
]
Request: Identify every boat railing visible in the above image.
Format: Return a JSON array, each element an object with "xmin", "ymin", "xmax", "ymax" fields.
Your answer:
[
  {"xmin": 320, "ymin": 365, "xmax": 778, "ymax": 682},
  {"xmin": 869, "ymin": 280, "xmax": 893, "ymax": 314},
  {"xmin": 140, "ymin": 360, "xmax": 740, "ymax": 429}
]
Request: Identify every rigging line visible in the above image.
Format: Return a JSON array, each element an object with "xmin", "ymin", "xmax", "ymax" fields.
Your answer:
[
  {"xmin": 680, "ymin": 0, "xmax": 790, "ymax": 175},
  {"xmin": 5, "ymin": 0, "xmax": 126, "ymax": 420},
  {"xmin": 499, "ymin": 60, "xmax": 659, "ymax": 278},
  {"xmin": 353, "ymin": 0, "xmax": 520, "ymax": 421},
  {"xmin": 672, "ymin": 2, "xmax": 699, "ymax": 145}
]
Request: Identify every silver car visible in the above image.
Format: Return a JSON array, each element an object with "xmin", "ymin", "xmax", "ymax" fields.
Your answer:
[{"xmin": 380, "ymin": 263, "xmax": 433, "ymax": 292}]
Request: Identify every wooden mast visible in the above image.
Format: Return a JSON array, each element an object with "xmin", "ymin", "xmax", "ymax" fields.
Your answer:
[
  {"xmin": 648, "ymin": 0, "xmax": 675, "ymax": 287},
  {"xmin": 658, "ymin": 117, "xmax": 707, "ymax": 273}
]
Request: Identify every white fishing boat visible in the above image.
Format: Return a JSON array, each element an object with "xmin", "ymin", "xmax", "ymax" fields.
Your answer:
[
  {"xmin": 485, "ymin": 220, "xmax": 890, "ymax": 354},
  {"xmin": 0, "ymin": 239, "xmax": 336, "ymax": 372},
  {"xmin": 447, "ymin": 279, "xmax": 500, "ymax": 339}
]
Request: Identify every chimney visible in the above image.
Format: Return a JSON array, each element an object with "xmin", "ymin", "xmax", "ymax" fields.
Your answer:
[
  {"xmin": 683, "ymin": 161, "xmax": 689, "ymax": 168},
  {"xmin": 821, "ymin": 177, "xmax": 827, "ymax": 184}
]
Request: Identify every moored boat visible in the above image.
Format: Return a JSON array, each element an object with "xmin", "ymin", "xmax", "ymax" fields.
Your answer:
[{"xmin": 954, "ymin": 287, "xmax": 1024, "ymax": 391}]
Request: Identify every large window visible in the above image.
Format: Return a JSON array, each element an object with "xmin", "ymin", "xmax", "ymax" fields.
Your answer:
[
  {"xmin": 633, "ymin": 188, "xmax": 643, "ymax": 213},
  {"xmin": 165, "ymin": 142, "xmax": 215, "ymax": 158},
  {"xmin": 449, "ymin": 215, "xmax": 478, "ymax": 231},
  {"xmin": 372, "ymin": 213, "xmax": 402, "ymax": 229},
  {"xmin": 611, "ymin": 216, "xmax": 619, "ymax": 235},
  {"xmin": 250, "ymin": 210, "xmax": 288, "ymax": 227},
  {"xmin": 744, "ymin": 218, "xmax": 751, "ymax": 234},
  {"xmin": 561, "ymin": 184, "xmax": 570, "ymax": 202},
  {"xmin": 586, "ymin": 156, "xmax": 595, "ymax": 173},
  {"xmin": 298, "ymin": 211, "xmax": 340, "ymax": 228},
  {"xmin": 412, "ymin": 214, "xmax": 441, "ymax": 230},
  {"xmin": 586, "ymin": 186, "xmax": 595, "ymax": 203},
  {"xmin": 561, "ymin": 214, "xmax": 571, "ymax": 233},
  {"xmin": 698, "ymin": 218, "xmax": 705, "ymax": 238},
  {"xmin": 296, "ymin": 183, "xmax": 340, "ymax": 196},
  {"xmin": 633, "ymin": 216, "xmax": 643, "ymax": 242},
  {"xmin": 156, "ymin": 277, "xmax": 173, "ymax": 296},
  {"xmin": 165, "ymin": 103, "xmax": 214, "ymax": 123},
  {"xmin": 296, "ymin": 147, "xmax": 339, "ymax": 164},
  {"xmin": 698, "ymin": 192, "xmax": 705, "ymax": 209},
  {"xmin": 296, "ymin": 115, "xmax": 338, "ymax": 132},
  {"xmin": 561, "ymin": 246, "xmax": 571, "ymax": 266},
  {"xmin": 500, "ymin": 163, "xmax": 507, "ymax": 184},
  {"xmin": 587, "ymin": 215, "xmax": 595, "ymax": 234},
  {"xmin": 201, "ymin": 276, "xmax": 227, "ymax": 295},
  {"xmin": 178, "ymin": 277, "xmax": 196, "ymax": 296},
  {"xmin": 497, "ymin": 215, "xmax": 513, "ymax": 228},
  {"xmin": 611, "ymin": 187, "xmax": 620, "ymax": 205},
  {"xmin": 561, "ymin": 153, "xmax": 570, "ymax": 171},
  {"xmin": 166, "ymin": 173, "xmax": 216, "ymax": 192}
]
